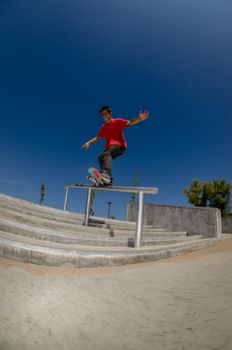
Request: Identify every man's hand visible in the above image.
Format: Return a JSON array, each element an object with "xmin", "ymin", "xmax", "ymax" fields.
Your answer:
[
  {"xmin": 82, "ymin": 136, "xmax": 101, "ymax": 150},
  {"xmin": 127, "ymin": 109, "xmax": 150, "ymax": 127},
  {"xmin": 82, "ymin": 142, "xmax": 90, "ymax": 150},
  {"xmin": 139, "ymin": 110, "xmax": 149, "ymax": 121}
]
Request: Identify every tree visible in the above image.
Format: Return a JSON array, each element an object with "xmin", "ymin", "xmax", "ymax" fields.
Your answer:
[
  {"xmin": 184, "ymin": 179, "xmax": 208, "ymax": 207},
  {"xmin": 39, "ymin": 184, "xmax": 46, "ymax": 204},
  {"xmin": 206, "ymin": 180, "xmax": 232, "ymax": 215},
  {"xmin": 184, "ymin": 179, "xmax": 232, "ymax": 216}
]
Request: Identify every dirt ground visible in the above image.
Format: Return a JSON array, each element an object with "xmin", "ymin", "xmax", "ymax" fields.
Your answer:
[{"xmin": 0, "ymin": 234, "xmax": 232, "ymax": 350}]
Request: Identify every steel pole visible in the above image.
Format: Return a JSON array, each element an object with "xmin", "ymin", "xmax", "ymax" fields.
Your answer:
[
  {"xmin": 107, "ymin": 201, "xmax": 112, "ymax": 218},
  {"xmin": 84, "ymin": 188, "xmax": 92, "ymax": 226},
  {"xmin": 135, "ymin": 190, "xmax": 144, "ymax": 248},
  {"xmin": 64, "ymin": 187, "xmax": 69, "ymax": 210}
]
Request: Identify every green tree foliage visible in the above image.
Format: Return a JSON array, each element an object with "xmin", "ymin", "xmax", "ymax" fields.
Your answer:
[
  {"xmin": 184, "ymin": 179, "xmax": 232, "ymax": 216},
  {"xmin": 39, "ymin": 184, "xmax": 45, "ymax": 204}
]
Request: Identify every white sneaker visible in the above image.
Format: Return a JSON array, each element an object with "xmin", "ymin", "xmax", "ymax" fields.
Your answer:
[{"xmin": 100, "ymin": 171, "xmax": 111, "ymax": 185}]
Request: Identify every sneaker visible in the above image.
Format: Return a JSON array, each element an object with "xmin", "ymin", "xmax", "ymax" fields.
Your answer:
[
  {"xmin": 87, "ymin": 175, "xmax": 105, "ymax": 187},
  {"xmin": 100, "ymin": 171, "xmax": 111, "ymax": 185}
]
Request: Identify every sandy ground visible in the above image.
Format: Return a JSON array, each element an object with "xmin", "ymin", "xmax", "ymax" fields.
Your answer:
[{"xmin": 0, "ymin": 234, "xmax": 232, "ymax": 350}]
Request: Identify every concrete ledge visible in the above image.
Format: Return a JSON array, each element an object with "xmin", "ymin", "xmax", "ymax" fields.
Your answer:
[
  {"xmin": 127, "ymin": 202, "xmax": 222, "ymax": 239},
  {"xmin": 0, "ymin": 236, "xmax": 218, "ymax": 267},
  {"xmin": 222, "ymin": 217, "xmax": 232, "ymax": 233}
]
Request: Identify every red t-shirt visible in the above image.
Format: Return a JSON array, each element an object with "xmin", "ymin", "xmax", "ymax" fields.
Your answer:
[{"xmin": 97, "ymin": 118, "xmax": 129, "ymax": 149}]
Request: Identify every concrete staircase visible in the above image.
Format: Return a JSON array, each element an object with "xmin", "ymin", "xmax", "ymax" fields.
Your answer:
[{"xmin": 0, "ymin": 193, "xmax": 218, "ymax": 267}]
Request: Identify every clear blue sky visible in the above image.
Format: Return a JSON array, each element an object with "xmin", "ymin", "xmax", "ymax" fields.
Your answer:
[{"xmin": 0, "ymin": 0, "xmax": 231, "ymax": 219}]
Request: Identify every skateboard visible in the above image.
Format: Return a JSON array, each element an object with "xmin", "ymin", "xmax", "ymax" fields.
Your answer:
[{"xmin": 87, "ymin": 167, "xmax": 105, "ymax": 187}]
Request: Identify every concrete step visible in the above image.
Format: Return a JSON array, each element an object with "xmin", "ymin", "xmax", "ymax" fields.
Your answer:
[
  {"xmin": 0, "ymin": 194, "xmax": 161, "ymax": 232},
  {"xmin": 0, "ymin": 208, "xmax": 187, "ymax": 240},
  {"xmin": 111, "ymin": 228, "xmax": 187, "ymax": 237},
  {"xmin": 89, "ymin": 216, "xmax": 156, "ymax": 230},
  {"xmin": 0, "ymin": 227, "xmax": 127, "ymax": 247},
  {"xmin": 0, "ymin": 209, "xmax": 111, "ymax": 236},
  {"xmin": 88, "ymin": 221, "xmax": 164, "ymax": 233},
  {"xmin": 0, "ymin": 230, "xmax": 218, "ymax": 267},
  {"xmin": 0, "ymin": 196, "xmax": 158, "ymax": 234},
  {"xmin": 141, "ymin": 235, "xmax": 202, "ymax": 246},
  {"xmin": 0, "ymin": 203, "xmax": 83, "ymax": 225},
  {"xmin": 0, "ymin": 193, "xmax": 84, "ymax": 220},
  {"xmin": 0, "ymin": 198, "xmax": 84, "ymax": 225},
  {"xmin": 0, "ymin": 192, "xmax": 219, "ymax": 267},
  {"xmin": 0, "ymin": 218, "xmax": 193, "ymax": 247},
  {"xmin": 0, "ymin": 230, "xmax": 203, "ymax": 252},
  {"xmin": 0, "ymin": 203, "xmax": 162, "ymax": 234}
]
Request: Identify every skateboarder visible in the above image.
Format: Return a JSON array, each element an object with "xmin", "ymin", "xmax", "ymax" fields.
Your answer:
[{"xmin": 82, "ymin": 106, "xmax": 149, "ymax": 184}]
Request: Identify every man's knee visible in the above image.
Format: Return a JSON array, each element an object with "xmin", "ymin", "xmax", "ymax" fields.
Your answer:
[
  {"xmin": 111, "ymin": 147, "xmax": 126, "ymax": 159},
  {"xmin": 98, "ymin": 151, "xmax": 110, "ymax": 160}
]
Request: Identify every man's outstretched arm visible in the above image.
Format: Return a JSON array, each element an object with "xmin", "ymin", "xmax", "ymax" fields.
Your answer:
[
  {"xmin": 127, "ymin": 110, "xmax": 149, "ymax": 127},
  {"xmin": 82, "ymin": 136, "xmax": 101, "ymax": 150}
]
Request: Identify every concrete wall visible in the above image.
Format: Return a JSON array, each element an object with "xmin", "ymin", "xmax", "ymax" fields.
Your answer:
[
  {"xmin": 127, "ymin": 202, "xmax": 222, "ymax": 239},
  {"xmin": 222, "ymin": 217, "xmax": 232, "ymax": 233}
]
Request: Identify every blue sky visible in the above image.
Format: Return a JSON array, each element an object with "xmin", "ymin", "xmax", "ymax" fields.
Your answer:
[{"xmin": 0, "ymin": 0, "xmax": 231, "ymax": 219}]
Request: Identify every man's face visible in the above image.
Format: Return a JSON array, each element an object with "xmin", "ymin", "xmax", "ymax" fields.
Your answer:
[{"xmin": 101, "ymin": 110, "xmax": 112, "ymax": 123}]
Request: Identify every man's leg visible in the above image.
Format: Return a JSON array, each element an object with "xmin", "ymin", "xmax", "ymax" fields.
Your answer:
[
  {"xmin": 98, "ymin": 145, "xmax": 126, "ymax": 181},
  {"xmin": 98, "ymin": 151, "xmax": 105, "ymax": 171}
]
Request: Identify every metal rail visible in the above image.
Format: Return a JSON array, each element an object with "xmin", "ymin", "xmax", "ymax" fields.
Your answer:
[{"xmin": 63, "ymin": 183, "xmax": 159, "ymax": 248}]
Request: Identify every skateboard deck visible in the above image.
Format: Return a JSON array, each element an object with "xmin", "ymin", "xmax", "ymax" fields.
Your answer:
[
  {"xmin": 87, "ymin": 167, "xmax": 112, "ymax": 187},
  {"xmin": 87, "ymin": 167, "xmax": 104, "ymax": 186}
]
